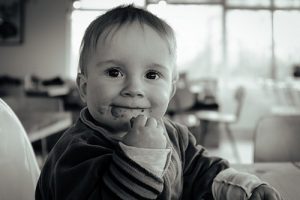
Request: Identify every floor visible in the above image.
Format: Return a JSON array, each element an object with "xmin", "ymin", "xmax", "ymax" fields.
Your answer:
[{"xmin": 207, "ymin": 128, "xmax": 253, "ymax": 164}]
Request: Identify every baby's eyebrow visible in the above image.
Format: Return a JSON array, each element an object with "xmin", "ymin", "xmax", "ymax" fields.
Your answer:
[
  {"xmin": 96, "ymin": 59, "xmax": 123, "ymax": 67},
  {"xmin": 147, "ymin": 63, "xmax": 170, "ymax": 72}
]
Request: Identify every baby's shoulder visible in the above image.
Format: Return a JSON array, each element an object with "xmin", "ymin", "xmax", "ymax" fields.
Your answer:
[{"xmin": 163, "ymin": 117, "xmax": 190, "ymax": 147}]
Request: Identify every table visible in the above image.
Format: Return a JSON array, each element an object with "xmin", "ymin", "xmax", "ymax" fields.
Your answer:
[
  {"xmin": 18, "ymin": 112, "xmax": 72, "ymax": 142},
  {"xmin": 18, "ymin": 112, "xmax": 72, "ymax": 159},
  {"xmin": 232, "ymin": 162, "xmax": 300, "ymax": 200}
]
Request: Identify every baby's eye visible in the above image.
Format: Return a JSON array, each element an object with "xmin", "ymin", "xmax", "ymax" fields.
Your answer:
[
  {"xmin": 106, "ymin": 68, "xmax": 123, "ymax": 78},
  {"xmin": 145, "ymin": 71, "xmax": 161, "ymax": 80}
]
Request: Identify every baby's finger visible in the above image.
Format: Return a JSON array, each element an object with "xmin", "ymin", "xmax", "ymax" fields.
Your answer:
[
  {"xmin": 132, "ymin": 115, "xmax": 147, "ymax": 128},
  {"xmin": 130, "ymin": 117, "xmax": 136, "ymax": 127},
  {"xmin": 249, "ymin": 191, "xmax": 261, "ymax": 200},
  {"xmin": 145, "ymin": 117, "xmax": 157, "ymax": 127},
  {"xmin": 156, "ymin": 118, "xmax": 164, "ymax": 127}
]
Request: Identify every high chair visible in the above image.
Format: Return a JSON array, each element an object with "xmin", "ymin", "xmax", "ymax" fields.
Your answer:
[{"xmin": 0, "ymin": 98, "xmax": 40, "ymax": 200}]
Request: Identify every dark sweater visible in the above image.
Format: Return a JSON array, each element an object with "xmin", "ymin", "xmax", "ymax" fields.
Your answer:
[{"xmin": 36, "ymin": 108, "xmax": 229, "ymax": 200}]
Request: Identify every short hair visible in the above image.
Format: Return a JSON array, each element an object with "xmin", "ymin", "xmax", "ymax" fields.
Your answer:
[{"xmin": 78, "ymin": 4, "xmax": 178, "ymax": 80}]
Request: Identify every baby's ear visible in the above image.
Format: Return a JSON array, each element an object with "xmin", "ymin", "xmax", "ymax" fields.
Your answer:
[{"xmin": 76, "ymin": 73, "xmax": 87, "ymax": 103}]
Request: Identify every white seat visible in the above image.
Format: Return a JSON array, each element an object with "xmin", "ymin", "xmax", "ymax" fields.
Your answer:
[{"xmin": 0, "ymin": 98, "xmax": 40, "ymax": 200}]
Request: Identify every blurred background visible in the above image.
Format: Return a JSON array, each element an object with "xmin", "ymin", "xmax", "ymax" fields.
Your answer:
[{"xmin": 1, "ymin": 0, "xmax": 300, "ymax": 167}]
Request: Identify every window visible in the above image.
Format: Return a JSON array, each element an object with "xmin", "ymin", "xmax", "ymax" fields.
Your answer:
[
  {"xmin": 226, "ymin": 10, "xmax": 272, "ymax": 78},
  {"xmin": 274, "ymin": 0, "xmax": 300, "ymax": 8},
  {"xmin": 226, "ymin": 0, "xmax": 271, "ymax": 7},
  {"xmin": 274, "ymin": 11, "xmax": 300, "ymax": 79},
  {"xmin": 70, "ymin": 10, "xmax": 104, "ymax": 79},
  {"xmin": 148, "ymin": 4, "xmax": 223, "ymax": 80},
  {"xmin": 69, "ymin": 0, "xmax": 300, "ymax": 81}
]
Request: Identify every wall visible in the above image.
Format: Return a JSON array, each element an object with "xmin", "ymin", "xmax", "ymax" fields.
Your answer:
[{"xmin": 0, "ymin": 0, "xmax": 71, "ymax": 79}]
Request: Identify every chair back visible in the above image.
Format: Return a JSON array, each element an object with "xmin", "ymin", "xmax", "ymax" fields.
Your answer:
[
  {"xmin": 254, "ymin": 114, "xmax": 300, "ymax": 162},
  {"xmin": 0, "ymin": 98, "xmax": 40, "ymax": 200},
  {"xmin": 234, "ymin": 86, "xmax": 246, "ymax": 120}
]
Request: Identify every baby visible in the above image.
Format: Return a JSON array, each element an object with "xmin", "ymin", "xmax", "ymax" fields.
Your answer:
[{"xmin": 36, "ymin": 5, "xmax": 282, "ymax": 200}]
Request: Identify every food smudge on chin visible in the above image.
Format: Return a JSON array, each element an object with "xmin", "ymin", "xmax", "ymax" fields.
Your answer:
[
  {"xmin": 111, "ymin": 107, "xmax": 125, "ymax": 118},
  {"xmin": 111, "ymin": 107, "xmax": 147, "ymax": 118},
  {"xmin": 97, "ymin": 106, "xmax": 109, "ymax": 115}
]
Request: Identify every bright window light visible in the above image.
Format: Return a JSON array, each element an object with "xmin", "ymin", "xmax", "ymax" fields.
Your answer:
[
  {"xmin": 227, "ymin": 0, "xmax": 271, "ymax": 7},
  {"xmin": 148, "ymin": 4, "xmax": 222, "ymax": 80},
  {"xmin": 226, "ymin": 10, "xmax": 272, "ymax": 78},
  {"xmin": 70, "ymin": 10, "xmax": 104, "ymax": 79},
  {"xmin": 274, "ymin": 11, "xmax": 300, "ymax": 79},
  {"xmin": 73, "ymin": 1, "xmax": 81, "ymax": 9}
]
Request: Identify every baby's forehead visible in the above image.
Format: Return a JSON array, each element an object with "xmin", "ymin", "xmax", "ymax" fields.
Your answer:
[
  {"xmin": 96, "ymin": 21, "xmax": 163, "ymax": 46},
  {"xmin": 94, "ymin": 22, "xmax": 175, "ymax": 59}
]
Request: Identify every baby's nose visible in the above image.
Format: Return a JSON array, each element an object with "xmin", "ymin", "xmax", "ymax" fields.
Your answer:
[{"xmin": 120, "ymin": 79, "xmax": 145, "ymax": 97}]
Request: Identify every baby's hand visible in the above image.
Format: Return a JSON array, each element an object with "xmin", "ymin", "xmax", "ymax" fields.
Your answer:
[
  {"xmin": 122, "ymin": 115, "xmax": 167, "ymax": 149},
  {"xmin": 249, "ymin": 184, "xmax": 283, "ymax": 200}
]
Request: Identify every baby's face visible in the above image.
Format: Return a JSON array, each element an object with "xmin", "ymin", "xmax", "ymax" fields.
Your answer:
[{"xmin": 78, "ymin": 22, "xmax": 175, "ymax": 135}]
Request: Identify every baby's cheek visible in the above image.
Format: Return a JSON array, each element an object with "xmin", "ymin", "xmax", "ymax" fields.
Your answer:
[{"xmin": 151, "ymin": 96, "xmax": 170, "ymax": 117}]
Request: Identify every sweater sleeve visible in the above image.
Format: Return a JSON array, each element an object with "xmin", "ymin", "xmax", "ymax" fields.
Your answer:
[
  {"xmin": 173, "ymin": 122, "xmax": 229, "ymax": 200},
  {"xmin": 119, "ymin": 142, "xmax": 171, "ymax": 177},
  {"xmin": 212, "ymin": 168, "xmax": 267, "ymax": 199},
  {"xmin": 35, "ymin": 130, "xmax": 165, "ymax": 200},
  {"xmin": 102, "ymin": 145, "xmax": 165, "ymax": 199}
]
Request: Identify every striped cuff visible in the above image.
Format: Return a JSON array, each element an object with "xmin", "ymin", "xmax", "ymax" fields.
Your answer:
[
  {"xmin": 119, "ymin": 142, "xmax": 171, "ymax": 177},
  {"xmin": 103, "ymin": 149, "xmax": 164, "ymax": 200}
]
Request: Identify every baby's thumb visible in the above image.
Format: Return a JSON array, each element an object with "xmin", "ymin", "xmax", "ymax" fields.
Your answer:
[
  {"xmin": 249, "ymin": 191, "xmax": 261, "ymax": 200},
  {"xmin": 130, "ymin": 117, "xmax": 136, "ymax": 127}
]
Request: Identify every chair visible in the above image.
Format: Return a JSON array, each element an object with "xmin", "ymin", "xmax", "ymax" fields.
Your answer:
[
  {"xmin": 254, "ymin": 114, "xmax": 300, "ymax": 162},
  {"xmin": 195, "ymin": 86, "xmax": 246, "ymax": 162},
  {"xmin": 0, "ymin": 98, "xmax": 40, "ymax": 200}
]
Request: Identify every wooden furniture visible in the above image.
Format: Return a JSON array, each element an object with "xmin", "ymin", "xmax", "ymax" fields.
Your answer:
[
  {"xmin": 1, "ymin": 96, "xmax": 64, "ymax": 113},
  {"xmin": 20, "ymin": 112, "xmax": 72, "ymax": 160},
  {"xmin": 254, "ymin": 115, "xmax": 300, "ymax": 162},
  {"xmin": 18, "ymin": 112, "xmax": 72, "ymax": 142},
  {"xmin": 1, "ymin": 96, "xmax": 72, "ymax": 160},
  {"xmin": 232, "ymin": 162, "xmax": 300, "ymax": 200}
]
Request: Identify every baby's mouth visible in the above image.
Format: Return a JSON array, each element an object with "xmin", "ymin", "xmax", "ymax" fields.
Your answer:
[{"xmin": 110, "ymin": 105, "xmax": 148, "ymax": 118}]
